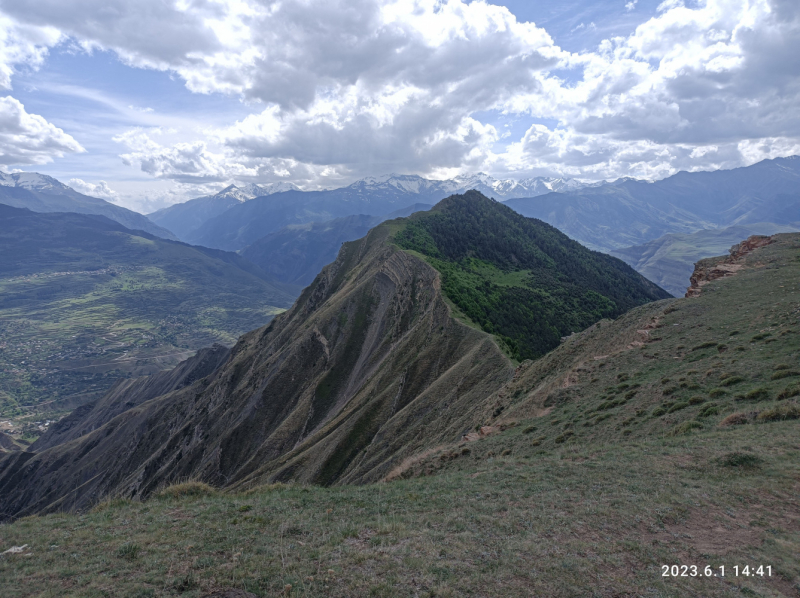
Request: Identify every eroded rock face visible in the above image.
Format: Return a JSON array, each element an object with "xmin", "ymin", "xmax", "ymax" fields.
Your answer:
[
  {"xmin": 0, "ymin": 225, "xmax": 513, "ymax": 518},
  {"xmin": 685, "ymin": 235, "xmax": 774, "ymax": 298}
]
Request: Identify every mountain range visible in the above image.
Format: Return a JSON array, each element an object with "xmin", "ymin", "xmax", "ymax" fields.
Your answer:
[
  {"xmin": 149, "ymin": 173, "xmax": 586, "ymax": 248},
  {"xmin": 0, "ymin": 205, "xmax": 295, "ymax": 414},
  {"xmin": 0, "ymin": 191, "xmax": 667, "ymax": 512},
  {"xmin": 6, "ymin": 159, "xmax": 800, "ymax": 314},
  {"xmin": 505, "ymin": 156, "xmax": 800, "ymax": 252},
  {"xmin": 147, "ymin": 182, "xmax": 300, "ymax": 241},
  {"xmin": 1, "ymin": 182, "xmax": 799, "ymax": 597},
  {"xmin": 143, "ymin": 159, "xmax": 800, "ymax": 301},
  {"xmin": 0, "ymin": 172, "xmax": 175, "ymax": 240}
]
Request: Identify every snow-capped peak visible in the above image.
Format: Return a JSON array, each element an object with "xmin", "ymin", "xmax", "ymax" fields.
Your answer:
[
  {"xmin": 0, "ymin": 171, "xmax": 72, "ymax": 192},
  {"xmin": 212, "ymin": 182, "xmax": 301, "ymax": 202},
  {"xmin": 344, "ymin": 172, "xmax": 591, "ymax": 200},
  {"xmin": 347, "ymin": 174, "xmax": 439, "ymax": 195},
  {"xmin": 252, "ymin": 181, "xmax": 301, "ymax": 195}
]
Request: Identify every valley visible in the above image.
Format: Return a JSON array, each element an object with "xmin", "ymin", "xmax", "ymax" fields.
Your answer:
[
  {"xmin": 0, "ymin": 206, "xmax": 295, "ymax": 430},
  {"xmin": 610, "ymin": 222, "xmax": 800, "ymax": 297}
]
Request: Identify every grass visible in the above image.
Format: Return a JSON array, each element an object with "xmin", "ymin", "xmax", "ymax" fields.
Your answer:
[{"xmin": 0, "ymin": 422, "xmax": 797, "ymax": 597}]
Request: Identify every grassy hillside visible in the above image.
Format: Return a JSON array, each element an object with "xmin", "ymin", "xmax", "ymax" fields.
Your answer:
[
  {"xmin": 0, "ymin": 205, "xmax": 295, "ymax": 423},
  {"xmin": 393, "ymin": 191, "xmax": 670, "ymax": 360},
  {"xmin": 611, "ymin": 222, "xmax": 799, "ymax": 297},
  {"xmin": 0, "ymin": 234, "xmax": 797, "ymax": 597}
]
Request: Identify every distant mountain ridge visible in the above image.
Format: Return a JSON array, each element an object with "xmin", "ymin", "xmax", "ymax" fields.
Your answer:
[
  {"xmin": 239, "ymin": 203, "xmax": 432, "ymax": 287},
  {"xmin": 153, "ymin": 158, "xmax": 800, "ymax": 253},
  {"xmin": 344, "ymin": 172, "xmax": 585, "ymax": 200},
  {"xmin": 505, "ymin": 156, "xmax": 800, "ymax": 252},
  {"xmin": 0, "ymin": 171, "xmax": 176, "ymax": 240},
  {"xmin": 149, "ymin": 173, "xmax": 589, "ymax": 243},
  {"xmin": 147, "ymin": 181, "xmax": 301, "ymax": 240}
]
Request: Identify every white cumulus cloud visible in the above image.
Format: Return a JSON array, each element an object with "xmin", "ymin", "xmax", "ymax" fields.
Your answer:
[
  {"xmin": 0, "ymin": 0, "xmax": 799, "ymax": 186},
  {"xmin": 68, "ymin": 177, "xmax": 118, "ymax": 199},
  {"xmin": 0, "ymin": 95, "xmax": 84, "ymax": 165}
]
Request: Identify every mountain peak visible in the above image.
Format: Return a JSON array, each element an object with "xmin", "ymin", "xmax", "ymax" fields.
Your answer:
[
  {"xmin": 0, "ymin": 171, "xmax": 72, "ymax": 193},
  {"xmin": 392, "ymin": 189, "xmax": 670, "ymax": 361},
  {"xmin": 343, "ymin": 172, "xmax": 592, "ymax": 199},
  {"xmin": 213, "ymin": 182, "xmax": 301, "ymax": 202}
]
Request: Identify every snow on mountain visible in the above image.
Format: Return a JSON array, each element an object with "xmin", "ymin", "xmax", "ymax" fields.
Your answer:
[
  {"xmin": 345, "ymin": 174, "xmax": 444, "ymax": 195},
  {"xmin": 212, "ymin": 182, "xmax": 301, "ymax": 202},
  {"xmin": 0, "ymin": 171, "xmax": 72, "ymax": 193},
  {"xmin": 254, "ymin": 181, "xmax": 301, "ymax": 195},
  {"xmin": 344, "ymin": 173, "xmax": 592, "ymax": 200}
]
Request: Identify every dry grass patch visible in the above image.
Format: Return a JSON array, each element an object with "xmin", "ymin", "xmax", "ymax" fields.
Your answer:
[{"xmin": 155, "ymin": 480, "xmax": 217, "ymax": 500}]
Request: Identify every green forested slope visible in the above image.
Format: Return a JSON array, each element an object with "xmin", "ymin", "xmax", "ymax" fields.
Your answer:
[{"xmin": 393, "ymin": 191, "xmax": 670, "ymax": 360}]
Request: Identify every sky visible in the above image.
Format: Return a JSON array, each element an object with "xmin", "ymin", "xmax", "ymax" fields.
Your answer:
[{"xmin": 0, "ymin": 0, "xmax": 798, "ymax": 213}]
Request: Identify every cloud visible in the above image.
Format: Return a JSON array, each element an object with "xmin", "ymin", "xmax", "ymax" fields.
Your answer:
[
  {"xmin": 1, "ymin": 0, "xmax": 799, "ymax": 185},
  {"xmin": 68, "ymin": 177, "xmax": 118, "ymax": 199},
  {"xmin": 0, "ymin": 13, "xmax": 61, "ymax": 89},
  {"xmin": 114, "ymin": 127, "xmax": 260, "ymax": 183},
  {"xmin": 0, "ymin": 95, "xmax": 84, "ymax": 165},
  {"xmin": 497, "ymin": 0, "xmax": 800, "ymax": 178}
]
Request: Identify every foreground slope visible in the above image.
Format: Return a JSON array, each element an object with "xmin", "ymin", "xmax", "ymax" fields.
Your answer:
[
  {"xmin": 0, "ymin": 172, "xmax": 175, "ymax": 240},
  {"xmin": 0, "ymin": 205, "xmax": 294, "ymax": 415},
  {"xmin": 506, "ymin": 156, "xmax": 800, "ymax": 251},
  {"xmin": 0, "ymin": 239, "xmax": 797, "ymax": 597},
  {"xmin": 0, "ymin": 192, "xmax": 664, "ymax": 517}
]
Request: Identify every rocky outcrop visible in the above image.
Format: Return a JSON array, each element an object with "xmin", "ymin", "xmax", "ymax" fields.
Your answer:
[{"xmin": 685, "ymin": 235, "xmax": 774, "ymax": 297}]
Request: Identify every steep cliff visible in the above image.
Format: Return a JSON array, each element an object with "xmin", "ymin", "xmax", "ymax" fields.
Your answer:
[{"xmin": 685, "ymin": 235, "xmax": 774, "ymax": 297}]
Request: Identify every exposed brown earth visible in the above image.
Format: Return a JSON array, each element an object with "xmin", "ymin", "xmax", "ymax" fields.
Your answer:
[{"xmin": 685, "ymin": 234, "xmax": 774, "ymax": 297}]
